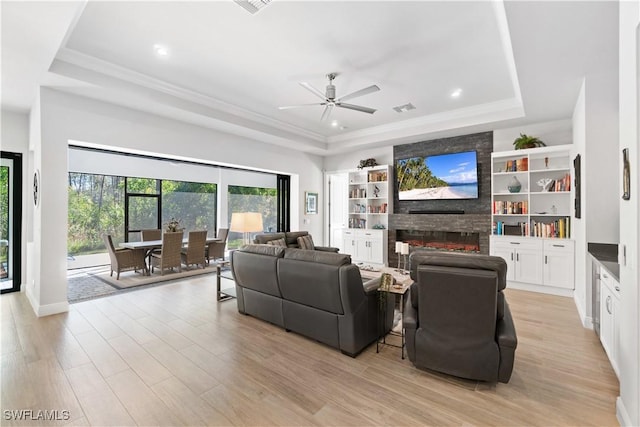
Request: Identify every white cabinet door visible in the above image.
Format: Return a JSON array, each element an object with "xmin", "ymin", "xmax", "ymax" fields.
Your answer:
[
  {"xmin": 543, "ymin": 241, "xmax": 575, "ymax": 289},
  {"xmin": 368, "ymin": 235, "xmax": 384, "ymax": 264},
  {"xmin": 490, "ymin": 245, "xmax": 516, "ymax": 281},
  {"xmin": 600, "ymin": 282, "xmax": 614, "ymax": 362},
  {"xmin": 342, "ymin": 230, "xmax": 357, "ymax": 258},
  {"xmin": 515, "ymin": 246, "xmax": 543, "ymax": 284}
]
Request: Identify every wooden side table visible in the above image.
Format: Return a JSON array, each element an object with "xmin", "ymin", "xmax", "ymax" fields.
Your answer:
[
  {"xmin": 216, "ymin": 260, "xmax": 234, "ymax": 301},
  {"xmin": 360, "ymin": 267, "xmax": 413, "ymax": 359}
]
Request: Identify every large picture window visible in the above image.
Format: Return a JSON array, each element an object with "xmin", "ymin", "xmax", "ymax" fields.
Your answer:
[
  {"xmin": 162, "ymin": 180, "xmax": 217, "ymax": 234},
  {"xmin": 68, "ymin": 173, "xmax": 125, "ymax": 254},
  {"xmin": 68, "ymin": 173, "xmax": 217, "ymax": 260}
]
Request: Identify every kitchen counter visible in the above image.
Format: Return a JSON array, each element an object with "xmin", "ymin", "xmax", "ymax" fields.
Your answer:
[{"xmin": 588, "ymin": 242, "xmax": 619, "ymax": 282}]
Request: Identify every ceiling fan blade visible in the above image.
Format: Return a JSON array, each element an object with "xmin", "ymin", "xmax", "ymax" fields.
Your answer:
[
  {"xmin": 337, "ymin": 85, "xmax": 380, "ymax": 102},
  {"xmin": 321, "ymin": 104, "xmax": 334, "ymax": 121},
  {"xmin": 336, "ymin": 103, "xmax": 376, "ymax": 114},
  {"xmin": 299, "ymin": 82, "xmax": 327, "ymax": 101},
  {"xmin": 278, "ymin": 103, "xmax": 324, "ymax": 110}
]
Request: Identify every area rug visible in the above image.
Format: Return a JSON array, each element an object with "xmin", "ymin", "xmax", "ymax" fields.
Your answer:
[{"xmin": 93, "ymin": 265, "xmax": 216, "ymax": 289}]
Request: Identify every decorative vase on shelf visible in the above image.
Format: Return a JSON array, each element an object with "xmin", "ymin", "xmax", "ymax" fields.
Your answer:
[{"xmin": 507, "ymin": 176, "xmax": 522, "ymax": 193}]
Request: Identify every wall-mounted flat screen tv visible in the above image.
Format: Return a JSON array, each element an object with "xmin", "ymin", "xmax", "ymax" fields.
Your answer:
[{"xmin": 396, "ymin": 150, "xmax": 478, "ymax": 200}]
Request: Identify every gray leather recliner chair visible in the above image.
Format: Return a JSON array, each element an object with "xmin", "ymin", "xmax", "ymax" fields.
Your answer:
[{"xmin": 404, "ymin": 251, "xmax": 517, "ymax": 383}]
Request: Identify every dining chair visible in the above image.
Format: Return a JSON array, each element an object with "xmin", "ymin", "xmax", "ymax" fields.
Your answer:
[
  {"xmin": 141, "ymin": 229, "xmax": 162, "ymax": 241},
  {"xmin": 103, "ymin": 234, "xmax": 147, "ymax": 279},
  {"xmin": 150, "ymin": 231, "xmax": 183, "ymax": 275},
  {"xmin": 141, "ymin": 228, "xmax": 162, "ymax": 262},
  {"xmin": 181, "ymin": 230, "xmax": 208, "ymax": 269},
  {"xmin": 206, "ymin": 228, "xmax": 229, "ymax": 265}
]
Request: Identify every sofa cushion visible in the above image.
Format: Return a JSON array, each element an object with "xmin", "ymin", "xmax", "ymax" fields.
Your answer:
[
  {"xmin": 284, "ymin": 248, "xmax": 351, "ymax": 266},
  {"xmin": 266, "ymin": 238, "xmax": 287, "ymax": 247},
  {"xmin": 285, "ymin": 231, "xmax": 309, "ymax": 248},
  {"xmin": 253, "ymin": 233, "xmax": 286, "ymax": 245},
  {"xmin": 238, "ymin": 244, "xmax": 285, "ymax": 257},
  {"xmin": 297, "ymin": 235, "xmax": 315, "ymax": 250}
]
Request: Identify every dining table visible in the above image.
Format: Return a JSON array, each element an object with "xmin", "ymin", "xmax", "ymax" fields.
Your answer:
[{"xmin": 120, "ymin": 237, "xmax": 222, "ymax": 275}]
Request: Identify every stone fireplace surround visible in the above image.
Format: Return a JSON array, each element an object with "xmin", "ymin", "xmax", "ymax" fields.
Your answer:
[{"xmin": 388, "ymin": 213, "xmax": 491, "ymax": 267}]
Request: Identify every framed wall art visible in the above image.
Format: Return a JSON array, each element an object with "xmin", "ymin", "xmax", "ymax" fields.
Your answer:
[{"xmin": 305, "ymin": 192, "xmax": 318, "ymax": 214}]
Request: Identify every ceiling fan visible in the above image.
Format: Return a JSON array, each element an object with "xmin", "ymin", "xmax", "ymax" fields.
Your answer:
[{"xmin": 279, "ymin": 73, "xmax": 380, "ymax": 121}]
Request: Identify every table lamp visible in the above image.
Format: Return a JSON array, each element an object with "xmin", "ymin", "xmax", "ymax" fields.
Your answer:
[
  {"xmin": 401, "ymin": 242, "xmax": 410, "ymax": 273},
  {"xmin": 395, "ymin": 241, "xmax": 403, "ymax": 272},
  {"xmin": 230, "ymin": 212, "xmax": 263, "ymax": 245}
]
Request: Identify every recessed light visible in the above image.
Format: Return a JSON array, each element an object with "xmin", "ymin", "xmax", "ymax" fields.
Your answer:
[
  {"xmin": 154, "ymin": 44, "xmax": 169, "ymax": 57},
  {"xmin": 450, "ymin": 88, "xmax": 463, "ymax": 98},
  {"xmin": 331, "ymin": 120, "xmax": 339, "ymax": 127}
]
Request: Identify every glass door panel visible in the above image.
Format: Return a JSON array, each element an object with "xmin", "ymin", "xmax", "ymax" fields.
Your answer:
[
  {"xmin": 126, "ymin": 195, "xmax": 159, "ymax": 242},
  {"xmin": 0, "ymin": 153, "xmax": 20, "ymax": 294},
  {"xmin": 0, "ymin": 161, "xmax": 11, "ymax": 290}
]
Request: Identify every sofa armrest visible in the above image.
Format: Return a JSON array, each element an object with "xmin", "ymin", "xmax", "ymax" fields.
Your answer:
[
  {"xmin": 314, "ymin": 245, "xmax": 340, "ymax": 253},
  {"xmin": 403, "ymin": 287, "xmax": 418, "ymax": 330},
  {"xmin": 496, "ymin": 301, "xmax": 517, "ymax": 349},
  {"xmin": 363, "ymin": 277, "xmax": 381, "ymax": 295}
]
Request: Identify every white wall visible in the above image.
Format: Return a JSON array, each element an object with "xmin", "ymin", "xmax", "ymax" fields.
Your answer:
[
  {"xmin": 324, "ymin": 146, "xmax": 393, "ymax": 173},
  {"xmin": 27, "ymin": 88, "xmax": 324, "ymax": 315},
  {"xmin": 617, "ymin": 1, "xmax": 640, "ymax": 425},
  {"xmin": 1, "ymin": 110, "xmax": 30, "ymax": 290},
  {"xmin": 493, "ymin": 119, "xmax": 573, "ymax": 151}
]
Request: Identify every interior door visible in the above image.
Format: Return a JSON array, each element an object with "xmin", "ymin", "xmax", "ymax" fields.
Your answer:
[{"xmin": 328, "ymin": 172, "xmax": 348, "ymax": 251}]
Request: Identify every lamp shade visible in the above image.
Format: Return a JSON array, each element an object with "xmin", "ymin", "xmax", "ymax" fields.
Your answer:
[
  {"xmin": 395, "ymin": 241, "xmax": 403, "ymax": 253},
  {"xmin": 230, "ymin": 212, "xmax": 263, "ymax": 233},
  {"xmin": 401, "ymin": 242, "xmax": 410, "ymax": 255}
]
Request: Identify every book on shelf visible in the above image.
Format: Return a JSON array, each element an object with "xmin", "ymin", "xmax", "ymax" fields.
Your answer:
[
  {"xmin": 504, "ymin": 157, "xmax": 528, "ymax": 172},
  {"xmin": 493, "ymin": 200, "xmax": 528, "ymax": 215},
  {"xmin": 531, "ymin": 217, "xmax": 571, "ymax": 238},
  {"xmin": 492, "ymin": 221, "xmax": 529, "ymax": 236},
  {"xmin": 546, "ymin": 173, "xmax": 571, "ymax": 192}
]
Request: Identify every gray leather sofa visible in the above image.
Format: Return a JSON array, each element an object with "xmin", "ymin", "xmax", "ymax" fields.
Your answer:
[
  {"xmin": 231, "ymin": 244, "xmax": 393, "ymax": 356},
  {"xmin": 253, "ymin": 231, "xmax": 339, "ymax": 252},
  {"xmin": 404, "ymin": 251, "xmax": 517, "ymax": 383}
]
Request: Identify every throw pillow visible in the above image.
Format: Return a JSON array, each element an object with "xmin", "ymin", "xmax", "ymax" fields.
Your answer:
[
  {"xmin": 297, "ymin": 235, "xmax": 315, "ymax": 250},
  {"xmin": 266, "ymin": 238, "xmax": 287, "ymax": 247}
]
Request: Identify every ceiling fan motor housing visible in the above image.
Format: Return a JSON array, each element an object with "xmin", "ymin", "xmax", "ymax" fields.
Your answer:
[{"xmin": 326, "ymin": 84, "xmax": 336, "ymax": 100}]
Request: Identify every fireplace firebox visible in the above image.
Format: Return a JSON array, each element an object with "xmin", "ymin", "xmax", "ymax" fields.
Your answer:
[{"xmin": 396, "ymin": 230, "xmax": 480, "ymax": 253}]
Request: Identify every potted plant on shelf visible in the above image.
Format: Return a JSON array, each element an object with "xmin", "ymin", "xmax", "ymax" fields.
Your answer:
[{"xmin": 513, "ymin": 133, "xmax": 546, "ymax": 150}]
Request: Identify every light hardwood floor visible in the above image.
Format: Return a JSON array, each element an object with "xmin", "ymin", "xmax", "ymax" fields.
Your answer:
[{"xmin": 1, "ymin": 276, "xmax": 619, "ymax": 426}]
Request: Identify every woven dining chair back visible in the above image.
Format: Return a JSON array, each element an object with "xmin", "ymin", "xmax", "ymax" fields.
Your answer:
[
  {"xmin": 150, "ymin": 231, "xmax": 183, "ymax": 275},
  {"xmin": 181, "ymin": 230, "xmax": 208, "ymax": 269}
]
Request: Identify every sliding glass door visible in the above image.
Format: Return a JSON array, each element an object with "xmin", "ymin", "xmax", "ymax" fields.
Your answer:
[{"xmin": 1, "ymin": 152, "xmax": 22, "ymax": 293}]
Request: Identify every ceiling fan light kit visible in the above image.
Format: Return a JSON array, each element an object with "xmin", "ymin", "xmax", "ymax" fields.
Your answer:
[{"xmin": 279, "ymin": 72, "xmax": 380, "ymax": 121}]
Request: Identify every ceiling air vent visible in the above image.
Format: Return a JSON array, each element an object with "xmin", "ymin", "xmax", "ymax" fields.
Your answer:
[
  {"xmin": 234, "ymin": 0, "xmax": 271, "ymax": 14},
  {"xmin": 393, "ymin": 103, "xmax": 416, "ymax": 113}
]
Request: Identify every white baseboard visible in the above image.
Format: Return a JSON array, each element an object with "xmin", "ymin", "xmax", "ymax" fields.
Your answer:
[
  {"xmin": 507, "ymin": 281, "xmax": 574, "ymax": 297},
  {"xmin": 573, "ymin": 292, "xmax": 594, "ymax": 329},
  {"xmin": 25, "ymin": 286, "xmax": 69, "ymax": 317},
  {"xmin": 616, "ymin": 396, "xmax": 633, "ymax": 426}
]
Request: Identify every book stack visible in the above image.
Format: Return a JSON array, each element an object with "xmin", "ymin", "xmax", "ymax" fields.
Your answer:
[
  {"xmin": 546, "ymin": 173, "xmax": 571, "ymax": 192},
  {"xmin": 504, "ymin": 157, "xmax": 528, "ymax": 172},
  {"xmin": 531, "ymin": 217, "xmax": 571, "ymax": 238},
  {"xmin": 493, "ymin": 200, "xmax": 528, "ymax": 214}
]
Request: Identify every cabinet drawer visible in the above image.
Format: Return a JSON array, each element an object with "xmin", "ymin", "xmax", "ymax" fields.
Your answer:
[{"xmin": 544, "ymin": 240, "xmax": 574, "ymax": 252}]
